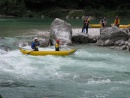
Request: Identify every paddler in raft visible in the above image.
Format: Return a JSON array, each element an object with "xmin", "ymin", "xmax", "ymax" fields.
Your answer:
[
  {"xmin": 31, "ymin": 37, "xmax": 41, "ymax": 51},
  {"xmin": 55, "ymin": 39, "xmax": 60, "ymax": 51}
]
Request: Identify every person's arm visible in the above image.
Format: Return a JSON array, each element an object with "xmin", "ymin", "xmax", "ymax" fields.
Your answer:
[
  {"xmin": 38, "ymin": 42, "xmax": 41, "ymax": 46},
  {"xmin": 31, "ymin": 42, "xmax": 35, "ymax": 49},
  {"xmin": 100, "ymin": 20, "xmax": 102, "ymax": 24},
  {"xmin": 84, "ymin": 20, "xmax": 86, "ymax": 25}
]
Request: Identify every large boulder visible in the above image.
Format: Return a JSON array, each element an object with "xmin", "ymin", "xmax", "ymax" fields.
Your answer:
[
  {"xmin": 96, "ymin": 40, "xmax": 105, "ymax": 46},
  {"xmin": 100, "ymin": 26, "xmax": 130, "ymax": 41},
  {"xmin": 97, "ymin": 26, "xmax": 130, "ymax": 46},
  {"xmin": 104, "ymin": 39, "xmax": 114, "ymax": 46},
  {"xmin": 38, "ymin": 38, "xmax": 52, "ymax": 47},
  {"xmin": 50, "ymin": 18, "xmax": 72, "ymax": 45},
  {"xmin": 72, "ymin": 33, "xmax": 90, "ymax": 44}
]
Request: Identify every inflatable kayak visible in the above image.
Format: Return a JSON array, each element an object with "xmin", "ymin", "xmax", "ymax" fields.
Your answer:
[
  {"xmin": 111, "ymin": 24, "xmax": 130, "ymax": 28},
  {"xmin": 19, "ymin": 48, "xmax": 77, "ymax": 56},
  {"xmin": 119, "ymin": 25, "xmax": 130, "ymax": 28},
  {"xmin": 89, "ymin": 24, "xmax": 102, "ymax": 28},
  {"xmin": 90, "ymin": 24, "xmax": 130, "ymax": 28}
]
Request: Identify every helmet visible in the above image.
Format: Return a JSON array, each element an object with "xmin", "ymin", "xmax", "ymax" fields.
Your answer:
[
  {"xmin": 33, "ymin": 37, "xmax": 38, "ymax": 41},
  {"xmin": 56, "ymin": 39, "xmax": 60, "ymax": 43}
]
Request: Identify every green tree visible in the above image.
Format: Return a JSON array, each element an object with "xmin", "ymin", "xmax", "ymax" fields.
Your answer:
[{"xmin": 0, "ymin": 0, "xmax": 26, "ymax": 16}]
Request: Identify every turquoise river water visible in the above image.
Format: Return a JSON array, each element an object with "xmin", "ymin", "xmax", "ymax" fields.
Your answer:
[{"xmin": 0, "ymin": 18, "xmax": 130, "ymax": 98}]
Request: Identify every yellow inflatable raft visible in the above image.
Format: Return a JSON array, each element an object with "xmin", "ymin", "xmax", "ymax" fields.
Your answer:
[
  {"xmin": 19, "ymin": 48, "xmax": 77, "ymax": 56},
  {"xmin": 89, "ymin": 24, "xmax": 102, "ymax": 28},
  {"xmin": 119, "ymin": 25, "xmax": 130, "ymax": 28},
  {"xmin": 90, "ymin": 24, "xmax": 130, "ymax": 28},
  {"xmin": 111, "ymin": 24, "xmax": 130, "ymax": 28}
]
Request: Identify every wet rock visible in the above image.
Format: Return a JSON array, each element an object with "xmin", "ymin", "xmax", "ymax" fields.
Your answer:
[
  {"xmin": 91, "ymin": 35, "xmax": 100, "ymax": 41},
  {"xmin": 119, "ymin": 40, "xmax": 125, "ymax": 46},
  {"xmin": 127, "ymin": 43, "xmax": 130, "ymax": 51},
  {"xmin": 119, "ymin": 45, "xmax": 127, "ymax": 50},
  {"xmin": 0, "ymin": 45, "xmax": 12, "ymax": 51},
  {"xmin": 50, "ymin": 18, "xmax": 72, "ymax": 45},
  {"xmin": 72, "ymin": 33, "xmax": 90, "ymax": 44},
  {"xmin": 109, "ymin": 46, "xmax": 116, "ymax": 49},
  {"xmin": 13, "ymin": 41, "xmax": 29, "ymax": 47},
  {"xmin": 13, "ymin": 37, "xmax": 53, "ymax": 48},
  {"xmin": 96, "ymin": 40, "xmax": 105, "ymax": 46},
  {"xmin": 100, "ymin": 26, "xmax": 130, "ymax": 41},
  {"xmin": 114, "ymin": 40, "xmax": 124, "ymax": 45},
  {"xmin": 125, "ymin": 41, "xmax": 129, "ymax": 45},
  {"xmin": 104, "ymin": 39, "xmax": 114, "ymax": 46},
  {"xmin": 128, "ymin": 38, "xmax": 130, "ymax": 42},
  {"xmin": 30, "ymin": 37, "xmax": 53, "ymax": 47},
  {"xmin": 122, "ymin": 28, "xmax": 129, "ymax": 34},
  {"xmin": 97, "ymin": 26, "xmax": 130, "ymax": 47},
  {"xmin": 38, "ymin": 38, "xmax": 51, "ymax": 47}
]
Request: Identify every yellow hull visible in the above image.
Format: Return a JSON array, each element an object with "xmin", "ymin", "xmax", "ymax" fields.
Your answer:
[
  {"xmin": 119, "ymin": 25, "xmax": 130, "ymax": 28},
  {"xmin": 89, "ymin": 24, "xmax": 102, "ymax": 28},
  {"xmin": 19, "ymin": 48, "xmax": 77, "ymax": 56},
  {"xmin": 90, "ymin": 24, "xmax": 130, "ymax": 28}
]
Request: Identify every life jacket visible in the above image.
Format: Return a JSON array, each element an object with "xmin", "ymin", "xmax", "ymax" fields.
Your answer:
[
  {"xmin": 115, "ymin": 19, "xmax": 119, "ymax": 25},
  {"xmin": 55, "ymin": 43, "xmax": 59, "ymax": 48},
  {"xmin": 84, "ymin": 19, "xmax": 89, "ymax": 27},
  {"xmin": 102, "ymin": 19, "xmax": 107, "ymax": 23}
]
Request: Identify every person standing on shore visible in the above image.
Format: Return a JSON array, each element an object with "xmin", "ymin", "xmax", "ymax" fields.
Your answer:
[
  {"xmin": 100, "ymin": 17, "xmax": 107, "ymax": 27},
  {"xmin": 82, "ymin": 16, "xmax": 90, "ymax": 34},
  {"xmin": 114, "ymin": 16, "xmax": 120, "ymax": 27}
]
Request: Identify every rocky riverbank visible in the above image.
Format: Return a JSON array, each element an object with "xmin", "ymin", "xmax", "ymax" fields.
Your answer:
[
  {"xmin": 72, "ymin": 27, "xmax": 130, "ymax": 51},
  {"xmin": 0, "ymin": 18, "xmax": 130, "ymax": 53},
  {"xmin": 49, "ymin": 18, "xmax": 130, "ymax": 52}
]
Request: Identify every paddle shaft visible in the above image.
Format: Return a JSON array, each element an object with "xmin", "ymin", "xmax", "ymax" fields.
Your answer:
[{"xmin": 26, "ymin": 50, "xmax": 33, "ymax": 55}]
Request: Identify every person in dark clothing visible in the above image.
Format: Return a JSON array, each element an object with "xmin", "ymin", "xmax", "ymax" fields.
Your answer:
[
  {"xmin": 82, "ymin": 16, "xmax": 90, "ymax": 34},
  {"xmin": 100, "ymin": 17, "xmax": 107, "ymax": 27},
  {"xmin": 31, "ymin": 37, "xmax": 41, "ymax": 51}
]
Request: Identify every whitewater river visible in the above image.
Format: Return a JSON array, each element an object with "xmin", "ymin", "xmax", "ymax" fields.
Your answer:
[
  {"xmin": 0, "ymin": 18, "xmax": 130, "ymax": 98},
  {"xmin": 0, "ymin": 40, "xmax": 130, "ymax": 98}
]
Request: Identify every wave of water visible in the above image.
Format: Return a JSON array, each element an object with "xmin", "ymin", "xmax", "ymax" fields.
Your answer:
[{"xmin": 0, "ymin": 45, "xmax": 130, "ymax": 98}]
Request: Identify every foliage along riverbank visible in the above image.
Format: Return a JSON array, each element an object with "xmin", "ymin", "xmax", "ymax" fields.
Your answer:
[
  {"xmin": 0, "ymin": 0, "xmax": 130, "ymax": 18},
  {"xmin": 1, "ymin": 8, "xmax": 130, "ymax": 19}
]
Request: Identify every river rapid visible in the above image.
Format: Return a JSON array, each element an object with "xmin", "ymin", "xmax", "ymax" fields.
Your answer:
[
  {"xmin": 0, "ymin": 41, "xmax": 130, "ymax": 98},
  {"xmin": 0, "ymin": 18, "xmax": 130, "ymax": 98}
]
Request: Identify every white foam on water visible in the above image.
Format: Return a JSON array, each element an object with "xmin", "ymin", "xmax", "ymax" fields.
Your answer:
[
  {"xmin": 0, "ymin": 49, "xmax": 72, "ymax": 81},
  {"xmin": 0, "ymin": 49, "xmax": 7, "ymax": 54},
  {"xmin": 87, "ymin": 79, "xmax": 111, "ymax": 84}
]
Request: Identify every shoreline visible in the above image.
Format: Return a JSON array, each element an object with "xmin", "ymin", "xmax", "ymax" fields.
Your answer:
[
  {"xmin": 72, "ymin": 27, "xmax": 130, "ymax": 53},
  {"xmin": 72, "ymin": 28, "xmax": 100, "ymax": 37}
]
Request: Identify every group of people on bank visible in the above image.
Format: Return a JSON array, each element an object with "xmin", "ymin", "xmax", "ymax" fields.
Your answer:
[
  {"xmin": 82, "ymin": 16, "xmax": 120, "ymax": 34},
  {"xmin": 99, "ymin": 16, "xmax": 120, "ymax": 27}
]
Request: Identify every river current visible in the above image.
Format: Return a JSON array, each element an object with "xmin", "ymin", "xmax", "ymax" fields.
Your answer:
[
  {"xmin": 0, "ymin": 18, "xmax": 130, "ymax": 98},
  {"xmin": 0, "ymin": 42, "xmax": 130, "ymax": 98}
]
